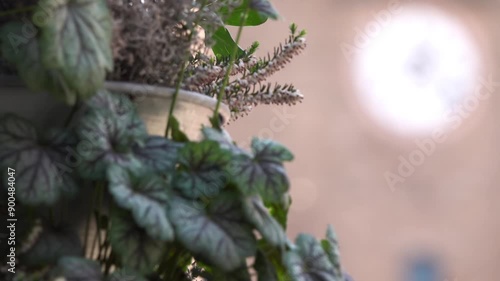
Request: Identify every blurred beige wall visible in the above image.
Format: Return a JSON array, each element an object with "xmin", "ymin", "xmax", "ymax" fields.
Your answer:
[{"xmin": 227, "ymin": 0, "xmax": 500, "ymax": 280}]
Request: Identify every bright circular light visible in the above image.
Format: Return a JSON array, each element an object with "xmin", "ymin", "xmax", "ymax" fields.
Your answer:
[{"xmin": 353, "ymin": 6, "xmax": 482, "ymax": 135}]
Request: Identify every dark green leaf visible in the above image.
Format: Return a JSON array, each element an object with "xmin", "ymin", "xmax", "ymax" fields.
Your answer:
[
  {"xmin": 36, "ymin": 0, "xmax": 113, "ymax": 101},
  {"xmin": 169, "ymin": 193, "xmax": 257, "ymax": 271},
  {"xmin": 250, "ymin": 0, "xmax": 280, "ymax": 20},
  {"xmin": 284, "ymin": 234, "xmax": 337, "ymax": 281},
  {"xmin": 242, "ymin": 196, "xmax": 286, "ymax": 247},
  {"xmin": 254, "ymin": 250, "xmax": 279, "ymax": 281},
  {"xmin": 169, "ymin": 116, "xmax": 190, "ymax": 142},
  {"xmin": 108, "ymin": 269, "xmax": 147, "ymax": 281},
  {"xmin": 76, "ymin": 110, "xmax": 146, "ymax": 180},
  {"xmin": 174, "ymin": 140, "xmax": 231, "ymax": 199},
  {"xmin": 268, "ymin": 193, "xmax": 291, "ymax": 230},
  {"xmin": 321, "ymin": 225, "xmax": 343, "ymax": 279},
  {"xmin": 252, "ymin": 139, "xmax": 294, "ymax": 162},
  {"xmin": 222, "ymin": 0, "xmax": 268, "ymax": 26},
  {"xmin": 0, "ymin": 22, "xmax": 77, "ymax": 104},
  {"xmin": 109, "ymin": 210, "xmax": 165, "ymax": 274},
  {"xmin": 133, "ymin": 136, "xmax": 182, "ymax": 173},
  {"xmin": 55, "ymin": 257, "xmax": 103, "ymax": 281},
  {"xmin": 107, "ymin": 165, "xmax": 174, "ymax": 241},
  {"xmin": 212, "ymin": 27, "xmax": 245, "ymax": 59},
  {"xmin": 20, "ymin": 226, "xmax": 83, "ymax": 268},
  {"xmin": 0, "ymin": 114, "xmax": 77, "ymax": 205},
  {"xmin": 231, "ymin": 138, "xmax": 293, "ymax": 203}
]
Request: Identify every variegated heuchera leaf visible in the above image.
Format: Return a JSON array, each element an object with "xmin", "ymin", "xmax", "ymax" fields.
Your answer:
[
  {"xmin": 284, "ymin": 234, "xmax": 338, "ymax": 281},
  {"xmin": 174, "ymin": 140, "xmax": 231, "ymax": 199},
  {"xmin": 86, "ymin": 89, "xmax": 136, "ymax": 118},
  {"xmin": 0, "ymin": 114, "xmax": 78, "ymax": 205},
  {"xmin": 107, "ymin": 165, "xmax": 174, "ymax": 241},
  {"xmin": 0, "ymin": 22, "xmax": 76, "ymax": 103},
  {"xmin": 35, "ymin": 0, "xmax": 113, "ymax": 102},
  {"xmin": 133, "ymin": 136, "xmax": 182, "ymax": 173},
  {"xmin": 109, "ymin": 210, "xmax": 165, "ymax": 274},
  {"xmin": 55, "ymin": 257, "xmax": 103, "ymax": 281},
  {"xmin": 76, "ymin": 110, "xmax": 146, "ymax": 180},
  {"xmin": 169, "ymin": 193, "xmax": 257, "ymax": 272},
  {"xmin": 231, "ymin": 138, "xmax": 293, "ymax": 203},
  {"xmin": 250, "ymin": 0, "xmax": 280, "ymax": 20},
  {"xmin": 242, "ymin": 196, "xmax": 286, "ymax": 247}
]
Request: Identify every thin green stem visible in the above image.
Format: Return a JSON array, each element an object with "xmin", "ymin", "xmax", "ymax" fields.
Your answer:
[
  {"xmin": 165, "ymin": 63, "xmax": 188, "ymax": 137},
  {"xmin": 212, "ymin": 5, "xmax": 250, "ymax": 128},
  {"xmin": 164, "ymin": 0, "xmax": 208, "ymax": 137}
]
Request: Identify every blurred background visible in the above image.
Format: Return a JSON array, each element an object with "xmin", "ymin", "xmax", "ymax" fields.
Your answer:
[{"xmin": 227, "ymin": 0, "xmax": 500, "ymax": 280}]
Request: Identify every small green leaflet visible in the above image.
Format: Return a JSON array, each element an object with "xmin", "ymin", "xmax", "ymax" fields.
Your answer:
[
  {"xmin": 35, "ymin": 0, "xmax": 113, "ymax": 102},
  {"xmin": 222, "ymin": 0, "xmax": 268, "ymax": 26},
  {"xmin": 109, "ymin": 210, "xmax": 165, "ymax": 274},
  {"xmin": 321, "ymin": 225, "xmax": 343, "ymax": 279},
  {"xmin": 169, "ymin": 193, "xmax": 257, "ymax": 272},
  {"xmin": 284, "ymin": 234, "xmax": 337, "ymax": 281},
  {"xmin": 212, "ymin": 27, "xmax": 245, "ymax": 59},
  {"xmin": 107, "ymin": 165, "xmax": 174, "ymax": 241}
]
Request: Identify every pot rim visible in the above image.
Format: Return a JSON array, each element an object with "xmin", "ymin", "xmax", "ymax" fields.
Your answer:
[
  {"xmin": 0, "ymin": 76, "xmax": 232, "ymax": 124},
  {"xmin": 104, "ymin": 81, "xmax": 231, "ymax": 124}
]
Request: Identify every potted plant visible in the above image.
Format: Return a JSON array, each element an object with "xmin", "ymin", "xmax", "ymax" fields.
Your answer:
[{"xmin": 0, "ymin": 0, "xmax": 347, "ymax": 281}]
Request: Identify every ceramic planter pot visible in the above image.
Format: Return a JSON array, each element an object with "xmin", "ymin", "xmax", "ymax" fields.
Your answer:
[
  {"xmin": 0, "ymin": 77, "xmax": 231, "ymax": 140},
  {"xmin": 104, "ymin": 81, "xmax": 231, "ymax": 139}
]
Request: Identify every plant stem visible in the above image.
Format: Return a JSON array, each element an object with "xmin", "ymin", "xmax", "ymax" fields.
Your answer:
[
  {"xmin": 212, "ymin": 5, "xmax": 250, "ymax": 128},
  {"xmin": 164, "ymin": 63, "xmax": 188, "ymax": 137},
  {"xmin": 164, "ymin": 0, "xmax": 208, "ymax": 137}
]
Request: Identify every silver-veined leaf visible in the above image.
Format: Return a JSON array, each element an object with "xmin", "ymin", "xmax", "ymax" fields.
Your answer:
[
  {"xmin": 242, "ymin": 195, "xmax": 286, "ymax": 247},
  {"xmin": 174, "ymin": 140, "xmax": 231, "ymax": 199},
  {"xmin": 133, "ymin": 136, "xmax": 182, "ymax": 173},
  {"xmin": 76, "ymin": 110, "xmax": 146, "ymax": 180},
  {"xmin": 109, "ymin": 210, "xmax": 165, "ymax": 274},
  {"xmin": 107, "ymin": 165, "xmax": 174, "ymax": 241},
  {"xmin": 169, "ymin": 193, "xmax": 257, "ymax": 272},
  {"xmin": 0, "ymin": 114, "xmax": 77, "ymax": 205},
  {"xmin": 284, "ymin": 234, "xmax": 337, "ymax": 281},
  {"xmin": 0, "ymin": 22, "xmax": 77, "ymax": 104},
  {"xmin": 35, "ymin": 0, "xmax": 113, "ymax": 101},
  {"xmin": 231, "ymin": 138, "xmax": 293, "ymax": 203}
]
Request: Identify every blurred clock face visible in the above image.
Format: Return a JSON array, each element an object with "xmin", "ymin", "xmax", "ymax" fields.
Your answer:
[{"xmin": 352, "ymin": 5, "xmax": 482, "ymax": 136}]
